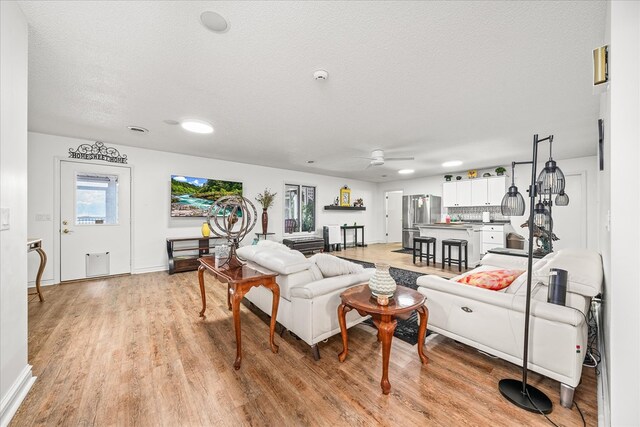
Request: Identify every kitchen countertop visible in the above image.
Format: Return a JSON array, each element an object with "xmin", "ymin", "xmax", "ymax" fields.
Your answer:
[{"xmin": 417, "ymin": 223, "xmax": 478, "ymax": 230}]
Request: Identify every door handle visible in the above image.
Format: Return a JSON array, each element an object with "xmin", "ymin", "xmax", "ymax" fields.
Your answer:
[{"xmin": 62, "ymin": 228, "xmax": 74, "ymax": 234}]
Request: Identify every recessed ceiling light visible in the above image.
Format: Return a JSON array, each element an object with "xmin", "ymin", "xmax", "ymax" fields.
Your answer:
[
  {"xmin": 442, "ymin": 160, "xmax": 463, "ymax": 167},
  {"xmin": 398, "ymin": 169, "xmax": 414, "ymax": 175},
  {"xmin": 181, "ymin": 119, "xmax": 214, "ymax": 134},
  {"xmin": 163, "ymin": 119, "xmax": 179, "ymax": 125},
  {"xmin": 200, "ymin": 11, "xmax": 228, "ymax": 33},
  {"xmin": 127, "ymin": 126, "xmax": 148, "ymax": 133}
]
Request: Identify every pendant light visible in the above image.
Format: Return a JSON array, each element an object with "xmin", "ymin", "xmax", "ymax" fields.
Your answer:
[
  {"xmin": 537, "ymin": 137, "xmax": 565, "ymax": 195},
  {"xmin": 555, "ymin": 190, "xmax": 570, "ymax": 206},
  {"xmin": 501, "ymin": 162, "xmax": 526, "ymax": 216},
  {"xmin": 533, "ymin": 198, "xmax": 551, "ymax": 229}
]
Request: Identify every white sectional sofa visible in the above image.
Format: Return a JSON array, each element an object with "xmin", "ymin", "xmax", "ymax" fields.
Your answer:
[
  {"xmin": 416, "ymin": 248, "xmax": 603, "ymax": 407},
  {"xmin": 236, "ymin": 241, "xmax": 374, "ymax": 359}
]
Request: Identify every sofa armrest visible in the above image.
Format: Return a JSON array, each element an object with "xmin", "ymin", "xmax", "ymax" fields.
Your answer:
[
  {"xmin": 289, "ymin": 269, "xmax": 374, "ymax": 299},
  {"xmin": 417, "ymin": 275, "xmax": 586, "ymax": 327}
]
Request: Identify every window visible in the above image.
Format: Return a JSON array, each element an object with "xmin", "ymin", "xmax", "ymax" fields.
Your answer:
[
  {"xmin": 75, "ymin": 174, "xmax": 119, "ymax": 225},
  {"xmin": 284, "ymin": 184, "xmax": 316, "ymax": 233}
]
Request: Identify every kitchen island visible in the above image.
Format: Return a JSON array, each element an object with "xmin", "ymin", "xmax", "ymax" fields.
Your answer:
[{"xmin": 417, "ymin": 223, "xmax": 482, "ymax": 268}]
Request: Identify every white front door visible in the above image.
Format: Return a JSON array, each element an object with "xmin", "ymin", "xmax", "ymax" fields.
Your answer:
[
  {"xmin": 385, "ymin": 191, "xmax": 403, "ymax": 243},
  {"xmin": 60, "ymin": 161, "xmax": 131, "ymax": 281}
]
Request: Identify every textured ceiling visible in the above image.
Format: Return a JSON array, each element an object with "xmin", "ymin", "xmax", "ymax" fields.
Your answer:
[{"xmin": 19, "ymin": 1, "xmax": 606, "ymax": 182}]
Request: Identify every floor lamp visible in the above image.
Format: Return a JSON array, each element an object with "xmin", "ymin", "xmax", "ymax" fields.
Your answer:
[{"xmin": 498, "ymin": 134, "xmax": 568, "ymax": 414}]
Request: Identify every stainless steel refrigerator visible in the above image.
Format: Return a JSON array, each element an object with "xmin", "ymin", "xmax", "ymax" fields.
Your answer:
[{"xmin": 402, "ymin": 194, "xmax": 442, "ymax": 249}]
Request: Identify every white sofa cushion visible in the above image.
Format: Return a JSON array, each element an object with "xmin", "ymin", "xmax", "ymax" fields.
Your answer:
[
  {"xmin": 237, "ymin": 244, "xmax": 310, "ymax": 275},
  {"xmin": 290, "ymin": 269, "xmax": 374, "ymax": 299},
  {"xmin": 310, "ymin": 253, "xmax": 364, "ymax": 277},
  {"xmin": 532, "ymin": 249, "xmax": 603, "ymax": 297}
]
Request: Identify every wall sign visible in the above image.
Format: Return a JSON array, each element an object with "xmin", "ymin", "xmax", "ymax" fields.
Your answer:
[{"xmin": 68, "ymin": 141, "xmax": 128, "ymax": 164}]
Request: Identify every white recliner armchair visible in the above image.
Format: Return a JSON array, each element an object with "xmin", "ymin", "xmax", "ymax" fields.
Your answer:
[
  {"xmin": 416, "ymin": 248, "xmax": 603, "ymax": 407},
  {"xmin": 236, "ymin": 241, "xmax": 374, "ymax": 359}
]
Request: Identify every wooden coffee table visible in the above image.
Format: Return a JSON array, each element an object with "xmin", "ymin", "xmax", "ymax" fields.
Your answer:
[
  {"xmin": 337, "ymin": 284, "xmax": 428, "ymax": 395},
  {"xmin": 198, "ymin": 257, "xmax": 280, "ymax": 370}
]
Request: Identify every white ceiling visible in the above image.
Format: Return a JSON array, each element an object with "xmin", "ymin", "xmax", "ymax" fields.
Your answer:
[{"xmin": 19, "ymin": 1, "xmax": 606, "ymax": 182}]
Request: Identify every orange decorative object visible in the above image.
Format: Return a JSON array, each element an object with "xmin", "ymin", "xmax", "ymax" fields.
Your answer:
[
  {"xmin": 457, "ymin": 269, "xmax": 524, "ymax": 291},
  {"xmin": 467, "ymin": 169, "xmax": 478, "ymax": 179}
]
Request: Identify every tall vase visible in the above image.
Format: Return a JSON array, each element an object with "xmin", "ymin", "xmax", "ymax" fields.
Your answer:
[
  {"xmin": 368, "ymin": 263, "xmax": 397, "ymax": 298},
  {"xmin": 261, "ymin": 209, "xmax": 268, "ymax": 235}
]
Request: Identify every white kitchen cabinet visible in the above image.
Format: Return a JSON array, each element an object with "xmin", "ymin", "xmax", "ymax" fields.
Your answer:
[
  {"xmin": 443, "ymin": 181, "xmax": 472, "ymax": 207},
  {"xmin": 480, "ymin": 224, "xmax": 505, "ymax": 254},
  {"xmin": 487, "ymin": 176, "xmax": 507, "ymax": 205},
  {"xmin": 442, "ymin": 182, "xmax": 457, "ymax": 207},
  {"xmin": 471, "ymin": 179, "xmax": 488, "ymax": 206},
  {"xmin": 466, "ymin": 176, "xmax": 507, "ymax": 207}
]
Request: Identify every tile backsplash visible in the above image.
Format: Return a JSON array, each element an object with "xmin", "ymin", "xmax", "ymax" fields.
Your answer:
[{"xmin": 446, "ymin": 206, "xmax": 509, "ymax": 222}]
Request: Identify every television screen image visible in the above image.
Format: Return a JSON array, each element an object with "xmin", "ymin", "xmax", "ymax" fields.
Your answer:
[{"xmin": 171, "ymin": 175, "xmax": 243, "ymax": 217}]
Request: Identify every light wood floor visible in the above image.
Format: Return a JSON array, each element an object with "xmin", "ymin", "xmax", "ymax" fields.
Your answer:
[
  {"xmin": 14, "ymin": 265, "xmax": 596, "ymax": 426},
  {"xmin": 339, "ymin": 242, "xmax": 468, "ymax": 279}
]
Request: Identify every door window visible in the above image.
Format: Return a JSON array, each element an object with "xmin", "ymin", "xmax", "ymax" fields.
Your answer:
[{"xmin": 75, "ymin": 173, "xmax": 119, "ymax": 225}]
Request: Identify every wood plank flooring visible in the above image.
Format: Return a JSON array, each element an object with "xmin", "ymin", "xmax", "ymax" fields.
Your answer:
[
  {"xmin": 339, "ymin": 242, "xmax": 467, "ymax": 279},
  {"xmin": 14, "ymin": 262, "xmax": 597, "ymax": 426}
]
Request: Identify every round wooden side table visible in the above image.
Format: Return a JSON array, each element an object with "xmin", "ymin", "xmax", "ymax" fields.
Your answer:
[{"xmin": 337, "ymin": 284, "xmax": 429, "ymax": 395}]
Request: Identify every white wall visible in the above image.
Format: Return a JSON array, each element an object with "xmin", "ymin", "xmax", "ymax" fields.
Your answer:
[
  {"xmin": 377, "ymin": 156, "xmax": 598, "ymax": 250},
  {"xmin": 605, "ymin": 2, "xmax": 640, "ymax": 425},
  {"xmin": 27, "ymin": 132, "xmax": 383, "ymax": 282},
  {"xmin": 0, "ymin": 2, "xmax": 35, "ymax": 426}
]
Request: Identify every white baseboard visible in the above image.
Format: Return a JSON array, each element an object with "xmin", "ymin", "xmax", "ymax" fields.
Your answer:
[
  {"xmin": 27, "ymin": 279, "xmax": 56, "ymax": 288},
  {"xmin": 133, "ymin": 265, "xmax": 168, "ymax": 274},
  {"xmin": 0, "ymin": 365, "xmax": 36, "ymax": 427}
]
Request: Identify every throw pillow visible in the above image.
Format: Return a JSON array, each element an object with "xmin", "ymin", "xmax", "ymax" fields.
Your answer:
[
  {"xmin": 310, "ymin": 253, "xmax": 364, "ymax": 277},
  {"xmin": 457, "ymin": 269, "xmax": 525, "ymax": 291}
]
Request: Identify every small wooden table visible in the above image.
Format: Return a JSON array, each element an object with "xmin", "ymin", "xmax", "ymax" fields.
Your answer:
[
  {"xmin": 28, "ymin": 238, "xmax": 47, "ymax": 302},
  {"xmin": 337, "ymin": 284, "xmax": 428, "ymax": 395},
  {"xmin": 197, "ymin": 257, "xmax": 280, "ymax": 370}
]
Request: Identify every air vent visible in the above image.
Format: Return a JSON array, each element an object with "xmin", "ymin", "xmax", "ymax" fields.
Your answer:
[{"xmin": 127, "ymin": 126, "xmax": 148, "ymax": 133}]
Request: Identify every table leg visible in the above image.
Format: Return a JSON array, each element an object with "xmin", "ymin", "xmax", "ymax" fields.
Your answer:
[
  {"xmin": 227, "ymin": 283, "xmax": 232, "ymax": 311},
  {"xmin": 34, "ymin": 248, "xmax": 47, "ymax": 302},
  {"xmin": 198, "ymin": 265, "xmax": 207, "ymax": 317},
  {"xmin": 231, "ymin": 288, "xmax": 243, "ymax": 370},
  {"xmin": 378, "ymin": 317, "xmax": 397, "ymax": 395},
  {"xmin": 264, "ymin": 280, "xmax": 280, "ymax": 354},
  {"xmin": 416, "ymin": 305, "xmax": 429, "ymax": 364},
  {"xmin": 337, "ymin": 303, "xmax": 352, "ymax": 362},
  {"xmin": 354, "ymin": 229, "xmax": 358, "ymax": 247},
  {"xmin": 343, "ymin": 229, "xmax": 347, "ymax": 250}
]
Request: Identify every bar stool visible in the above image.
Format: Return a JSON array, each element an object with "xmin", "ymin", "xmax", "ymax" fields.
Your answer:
[
  {"xmin": 442, "ymin": 239, "xmax": 468, "ymax": 272},
  {"xmin": 413, "ymin": 236, "xmax": 436, "ymax": 266}
]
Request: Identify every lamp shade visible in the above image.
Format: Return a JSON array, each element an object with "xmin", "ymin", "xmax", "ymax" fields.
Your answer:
[
  {"xmin": 537, "ymin": 159, "xmax": 565, "ymax": 195},
  {"xmin": 501, "ymin": 185, "xmax": 526, "ymax": 216},
  {"xmin": 555, "ymin": 190, "xmax": 570, "ymax": 206},
  {"xmin": 533, "ymin": 201, "xmax": 551, "ymax": 228}
]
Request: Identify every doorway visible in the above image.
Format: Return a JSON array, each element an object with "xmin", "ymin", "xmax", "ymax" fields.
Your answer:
[
  {"xmin": 551, "ymin": 172, "xmax": 587, "ymax": 250},
  {"xmin": 59, "ymin": 161, "xmax": 131, "ymax": 281},
  {"xmin": 385, "ymin": 191, "xmax": 403, "ymax": 243}
]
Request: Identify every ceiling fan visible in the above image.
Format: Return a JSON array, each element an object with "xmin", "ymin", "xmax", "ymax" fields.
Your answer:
[{"xmin": 359, "ymin": 149, "xmax": 415, "ymax": 168}]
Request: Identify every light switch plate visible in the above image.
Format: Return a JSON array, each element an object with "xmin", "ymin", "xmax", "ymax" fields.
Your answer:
[
  {"xmin": 0, "ymin": 208, "xmax": 9, "ymax": 231},
  {"xmin": 35, "ymin": 213, "xmax": 51, "ymax": 222}
]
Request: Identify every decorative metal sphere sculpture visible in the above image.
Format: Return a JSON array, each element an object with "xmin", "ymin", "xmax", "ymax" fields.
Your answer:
[{"xmin": 206, "ymin": 195, "xmax": 258, "ymax": 268}]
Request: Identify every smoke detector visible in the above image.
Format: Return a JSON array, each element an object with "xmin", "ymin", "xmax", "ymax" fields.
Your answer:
[{"xmin": 313, "ymin": 70, "xmax": 328, "ymax": 81}]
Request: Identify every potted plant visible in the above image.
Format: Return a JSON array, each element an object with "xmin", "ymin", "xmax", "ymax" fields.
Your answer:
[
  {"xmin": 495, "ymin": 166, "xmax": 507, "ymax": 176},
  {"xmin": 255, "ymin": 189, "xmax": 277, "ymax": 235},
  {"xmin": 456, "ymin": 176, "xmax": 462, "ymax": 181},
  {"xmin": 444, "ymin": 175, "xmax": 453, "ymax": 182}
]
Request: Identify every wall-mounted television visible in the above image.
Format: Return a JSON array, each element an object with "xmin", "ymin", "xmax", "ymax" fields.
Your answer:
[{"xmin": 171, "ymin": 175, "xmax": 243, "ymax": 217}]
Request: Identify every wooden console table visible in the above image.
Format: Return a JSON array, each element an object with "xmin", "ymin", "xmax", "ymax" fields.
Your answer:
[
  {"xmin": 337, "ymin": 284, "xmax": 428, "ymax": 394},
  {"xmin": 197, "ymin": 257, "xmax": 280, "ymax": 369},
  {"xmin": 166, "ymin": 236, "xmax": 222, "ymax": 274},
  {"xmin": 28, "ymin": 238, "xmax": 47, "ymax": 302}
]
